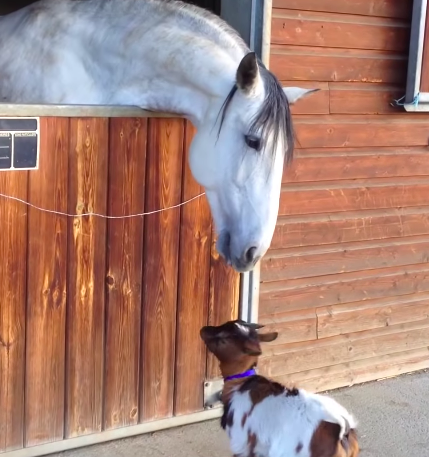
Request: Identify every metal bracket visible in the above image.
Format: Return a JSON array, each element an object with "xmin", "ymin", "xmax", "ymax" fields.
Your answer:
[{"xmin": 203, "ymin": 378, "xmax": 224, "ymax": 409}]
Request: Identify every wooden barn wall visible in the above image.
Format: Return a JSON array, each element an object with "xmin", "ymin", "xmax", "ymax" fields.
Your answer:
[
  {"xmin": 259, "ymin": 0, "xmax": 429, "ymax": 392},
  {"xmin": 0, "ymin": 116, "xmax": 239, "ymax": 453}
]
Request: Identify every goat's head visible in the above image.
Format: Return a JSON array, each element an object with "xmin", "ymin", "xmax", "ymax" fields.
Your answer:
[{"xmin": 200, "ymin": 319, "xmax": 278, "ymax": 378}]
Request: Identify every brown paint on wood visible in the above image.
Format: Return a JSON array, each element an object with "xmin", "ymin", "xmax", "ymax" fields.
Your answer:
[
  {"xmin": 174, "ymin": 122, "xmax": 212, "ymax": 415},
  {"xmin": 66, "ymin": 118, "xmax": 108, "ymax": 437},
  {"xmin": 0, "ymin": 172, "xmax": 27, "ymax": 452},
  {"xmin": 262, "ymin": 319, "xmax": 429, "ymax": 376},
  {"xmin": 259, "ymin": 310, "xmax": 317, "ymax": 345},
  {"xmin": 272, "ymin": 10, "xmax": 410, "ymax": 52},
  {"xmin": 272, "ymin": 0, "xmax": 413, "ymax": 20},
  {"xmin": 282, "ymin": 81, "xmax": 329, "ymax": 115},
  {"xmin": 265, "ymin": 0, "xmax": 426, "ymax": 393},
  {"xmin": 293, "ymin": 115, "xmax": 429, "ymax": 148},
  {"xmin": 265, "ymin": 347, "xmax": 429, "ymax": 393},
  {"xmin": 296, "ymin": 113, "xmax": 429, "ymax": 123},
  {"xmin": 104, "ymin": 118, "xmax": 147, "ymax": 430},
  {"xmin": 279, "ymin": 182, "xmax": 429, "ymax": 216},
  {"xmin": 317, "ymin": 294, "xmax": 429, "ymax": 339},
  {"xmin": 261, "ymin": 236, "xmax": 429, "ymax": 282},
  {"xmin": 140, "ymin": 118, "xmax": 183, "ymax": 421},
  {"xmin": 260, "ymin": 263, "xmax": 429, "ymax": 315},
  {"xmin": 261, "ymin": 345, "xmax": 428, "ymax": 379},
  {"xmin": 271, "ymin": 207, "xmax": 429, "ymax": 250},
  {"xmin": 25, "ymin": 118, "xmax": 68, "ymax": 446},
  {"xmin": 419, "ymin": 7, "xmax": 429, "ymax": 93},
  {"xmin": 329, "ymin": 83, "xmax": 403, "ymax": 114},
  {"xmin": 206, "ymin": 233, "xmax": 240, "ymax": 379},
  {"xmin": 284, "ymin": 149, "xmax": 429, "ymax": 183},
  {"xmin": 271, "ymin": 46, "xmax": 407, "ymax": 84}
]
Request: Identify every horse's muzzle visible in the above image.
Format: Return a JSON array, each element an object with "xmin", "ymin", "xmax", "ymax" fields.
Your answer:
[{"xmin": 216, "ymin": 231, "xmax": 260, "ymax": 272}]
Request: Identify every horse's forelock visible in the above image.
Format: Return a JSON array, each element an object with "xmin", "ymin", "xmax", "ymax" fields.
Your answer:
[
  {"xmin": 217, "ymin": 63, "xmax": 294, "ymax": 167},
  {"xmin": 250, "ymin": 64, "xmax": 294, "ymax": 165}
]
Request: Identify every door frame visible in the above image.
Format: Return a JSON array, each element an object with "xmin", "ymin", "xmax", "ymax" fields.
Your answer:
[{"xmin": 221, "ymin": 0, "xmax": 272, "ymax": 325}]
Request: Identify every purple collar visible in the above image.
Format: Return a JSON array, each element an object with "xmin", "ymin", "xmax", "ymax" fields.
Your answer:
[{"xmin": 224, "ymin": 368, "xmax": 256, "ymax": 382}]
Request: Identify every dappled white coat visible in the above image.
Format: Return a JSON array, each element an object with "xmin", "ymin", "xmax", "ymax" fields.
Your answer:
[
  {"xmin": 0, "ymin": 0, "xmax": 318, "ymax": 272},
  {"xmin": 225, "ymin": 386, "xmax": 357, "ymax": 457}
]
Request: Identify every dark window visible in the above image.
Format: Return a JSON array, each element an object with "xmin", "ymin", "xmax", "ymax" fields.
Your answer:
[{"xmin": 184, "ymin": 0, "xmax": 221, "ymax": 15}]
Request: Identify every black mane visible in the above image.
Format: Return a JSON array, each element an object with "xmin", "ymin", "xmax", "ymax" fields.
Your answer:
[{"xmin": 218, "ymin": 58, "xmax": 294, "ymax": 166}]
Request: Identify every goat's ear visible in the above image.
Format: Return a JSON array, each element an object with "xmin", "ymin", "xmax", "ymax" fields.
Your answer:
[
  {"xmin": 258, "ymin": 332, "xmax": 278, "ymax": 343},
  {"xmin": 244, "ymin": 322, "xmax": 265, "ymax": 330},
  {"xmin": 243, "ymin": 339, "xmax": 262, "ymax": 356}
]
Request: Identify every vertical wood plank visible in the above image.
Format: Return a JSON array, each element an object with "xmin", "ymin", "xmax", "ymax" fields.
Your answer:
[
  {"xmin": 104, "ymin": 118, "xmax": 147, "ymax": 430},
  {"xmin": 25, "ymin": 118, "xmax": 68, "ymax": 446},
  {"xmin": 0, "ymin": 171, "xmax": 28, "ymax": 452},
  {"xmin": 206, "ymin": 236, "xmax": 240, "ymax": 379},
  {"xmin": 140, "ymin": 118, "xmax": 183, "ymax": 422},
  {"xmin": 66, "ymin": 118, "xmax": 108, "ymax": 437},
  {"xmin": 174, "ymin": 122, "xmax": 212, "ymax": 415}
]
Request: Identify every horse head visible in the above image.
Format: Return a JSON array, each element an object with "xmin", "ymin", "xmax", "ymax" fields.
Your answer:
[{"xmin": 189, "ymin": 52, "xmax": 318, "ymax": 272}]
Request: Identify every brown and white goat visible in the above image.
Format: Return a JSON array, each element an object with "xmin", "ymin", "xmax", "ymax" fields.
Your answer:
[{"xmin": 200, "ymin": 320, "xmax": 359, "ymax": 457}]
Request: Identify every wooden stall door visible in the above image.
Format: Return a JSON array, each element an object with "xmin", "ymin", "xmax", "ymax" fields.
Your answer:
[{"xmin": 0, "ymin": 116, "xmax": 239, "ymax": 454}]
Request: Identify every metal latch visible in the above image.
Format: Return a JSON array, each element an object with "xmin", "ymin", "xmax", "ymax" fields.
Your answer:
[{"xmin": 203, "ymin": 378, "xmax": 224, "ymax": 409}]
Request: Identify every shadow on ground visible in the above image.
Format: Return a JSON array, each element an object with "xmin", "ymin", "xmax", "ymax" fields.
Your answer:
[{"xmin": 54, "ymin": 370, "xmax": 429, "ymax": 457}]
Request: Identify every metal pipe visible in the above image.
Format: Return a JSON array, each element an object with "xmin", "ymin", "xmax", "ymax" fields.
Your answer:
[
  {"xmin": 244, "ymin": 0, "xmax": 269, "ymax": 324},
  {"xmin": 261, "ymin": 0, "xmax": 272, "ymax": 67}
]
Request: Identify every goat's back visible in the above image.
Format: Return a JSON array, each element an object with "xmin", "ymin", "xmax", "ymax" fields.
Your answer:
[{"xmin": 223, "ymin": 376, "xmax": 358, "ymax": 457}]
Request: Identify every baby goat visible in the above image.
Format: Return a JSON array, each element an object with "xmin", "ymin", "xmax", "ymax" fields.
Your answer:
[{"xmin": 200, "ymin": 319, "xmax": 359, "ymax": 457}]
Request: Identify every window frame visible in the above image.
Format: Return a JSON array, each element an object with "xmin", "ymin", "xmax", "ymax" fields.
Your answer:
[{"xmin": 405, "ymin": 0, "xmax": 429, "ymax": 111}]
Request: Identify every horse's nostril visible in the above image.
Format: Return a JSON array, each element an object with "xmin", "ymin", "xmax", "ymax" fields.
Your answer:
[{"xmin": 245, "ymin": 246, "xmax": 257, "ymax": 264}]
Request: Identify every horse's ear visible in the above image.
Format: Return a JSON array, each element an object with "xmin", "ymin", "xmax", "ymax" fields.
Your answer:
[
  {"xmin": 282, "ymin": 87, "xmax": 320, "ymax": 104},
  {"xmin": 236, "ymin": 52, "xmax": 260, "ymax": 93}
]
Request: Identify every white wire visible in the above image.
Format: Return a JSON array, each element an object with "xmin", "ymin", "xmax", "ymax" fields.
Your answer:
[{"xmin": 0, "ymin": 191, "xmax": 206, "ymax": 219}]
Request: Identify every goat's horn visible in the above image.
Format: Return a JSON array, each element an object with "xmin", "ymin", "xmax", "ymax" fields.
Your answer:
[{"xmin": 244, "ymin": 322, "xmax": 265, "ymax": 330}]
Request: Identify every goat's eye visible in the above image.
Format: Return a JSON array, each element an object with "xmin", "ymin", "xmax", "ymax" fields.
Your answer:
[
  {"xmin": 245, "ymin": 135, "xmax": 261, "ymax": 151},
  {"xmin": 215, "ymin": 338, "xmax": 226, "ymax": 346}
]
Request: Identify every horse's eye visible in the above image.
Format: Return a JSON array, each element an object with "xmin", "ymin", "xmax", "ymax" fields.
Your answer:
[{"xmin": 245, "ymin": 135, "xmax": 261, "ymax": 151}]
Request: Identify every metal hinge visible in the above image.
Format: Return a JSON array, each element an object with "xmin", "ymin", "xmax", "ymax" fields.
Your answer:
[{"xmin": 203, "ymin": 378, "xmax": 224, "ymax": 409}]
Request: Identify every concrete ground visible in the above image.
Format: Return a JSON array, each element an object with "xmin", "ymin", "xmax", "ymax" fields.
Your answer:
[{"xmin": 55, "ymin": 370, "xmax": 428, "ymax": 457}]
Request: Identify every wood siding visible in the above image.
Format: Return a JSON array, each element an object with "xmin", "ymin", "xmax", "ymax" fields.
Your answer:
[
  {"xmin": 260, "ymin": 0, "xmax": 429, "ymax": 392},
  {"xmin": 0, "ymin": 117, "xmax": 239, "ymax": 453}
]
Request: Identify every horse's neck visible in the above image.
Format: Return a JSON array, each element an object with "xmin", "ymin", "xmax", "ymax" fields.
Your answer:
[
  {"xmin": 114, "ymin": 41, "xmax": 244, "ymax": 127},
  {"xmin": 0, "ymin": 0, "xmax": 249, "ymax": 121},
  {"xmin": 102, "ymin": 3, "xmax": 248, "ymax": 126},
  {"xmin": 124, "ymin": 46, "xmax": 242, "ymax": 126}
]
